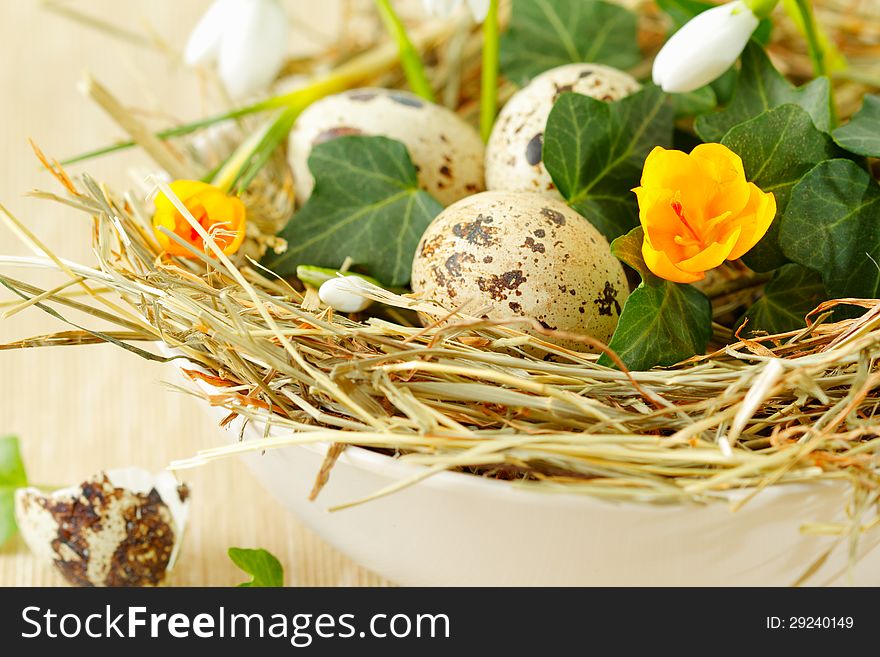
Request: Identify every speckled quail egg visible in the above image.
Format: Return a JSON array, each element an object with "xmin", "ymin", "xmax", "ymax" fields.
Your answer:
[
  {"xmin": 15, "ymin": 468, "xmax": 189, "ymax": 587},
  {"xmin": 485, "ymin": 63, "xmax": 640, "ymax": 198},
  {"xmin": 289, "ymin": 88, "xmax": 485, "ymax": 206},
  {"xmin": 411, "ymin": 191, "xmax": 629, "ymax": 351}
]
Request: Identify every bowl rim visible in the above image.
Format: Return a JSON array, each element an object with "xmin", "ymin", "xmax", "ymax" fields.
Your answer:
[
  {"xmin": 160, "ymin": 343, "xmax": 842, "ymax": 509},
  {"xmin": 255, "ymin": 418, "xmax": 845, "ymax": 508}
]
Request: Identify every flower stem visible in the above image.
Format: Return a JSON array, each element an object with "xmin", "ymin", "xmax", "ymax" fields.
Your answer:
[
  {"xmin": 744, "ymin": 0, "xmax": 779, "ymax": 19},
  {"xmin": 792, "ymin": 0, "xmax": 826, "ymax": 77},
  {"xmin": 791, "ymin": 0, "xmax": 837, "ymax": 127},
  {"xmin": 211, "ymin": 106, "xmax": 300, "ymax": 193},
  {"xmin": 374, "ymin": 0, "xmax": 435, "ymax": 101},
  {"xmin": 480, "ymin": 0, "xmax": 500, "ymax": 143}
]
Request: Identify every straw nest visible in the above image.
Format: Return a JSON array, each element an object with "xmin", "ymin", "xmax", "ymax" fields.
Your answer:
[
  {"xmin": 4, "ymin": 169, "xmax": 880, "ymax": 512},
  {"xmin": 1, "ymin": 0, "xmax": 879, "ymax": 562}
]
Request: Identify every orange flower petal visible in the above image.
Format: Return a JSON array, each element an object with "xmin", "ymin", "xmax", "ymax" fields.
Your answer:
[
  {"xmin": 640, "ymin": 147, "xmax": 715, "ymax": 224},
  {"xmin": 153, "ymin": 180, "xmax": 213, "ymax": 213},
  {"xmin": 642, "ymin": 232, "xmax": 704, "ymax": 284},
  {"xmin": 677, "ymin": 227, "xmax": 741, "ymax": 273},
  {"xmin": 637, "ymin": 187, "xmax": 687, "ymax": 256},
  {"xmin": 690, "ymin": 143, "xmax": 745, "ymax": 181},
  {"xmin": 152, "ymin": 181, "xmax": 247, "ymax": 258},
  {"xmin": 634, "ymin": 142, "xmax": 776, "ymax": 283},
  {"xmin": 727, "ymin": 184, "xmax": 777, "ymax": 261}
]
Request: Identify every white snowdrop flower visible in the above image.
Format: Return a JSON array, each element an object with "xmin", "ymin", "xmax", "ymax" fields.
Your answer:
[
  {"xmin": 422, "ymin": 0, "xmax": 490, "ymax": 23},
  {"xmin": 652, "ymin": 0, "xmax": 760, "ymax": 93},
  {"xmin": 319, "ymin": 276, "xmax": 373, "ymax": 313},
  {"xmin": 184, "ymin": 0, "xmax": 288, "ymax": 99}
]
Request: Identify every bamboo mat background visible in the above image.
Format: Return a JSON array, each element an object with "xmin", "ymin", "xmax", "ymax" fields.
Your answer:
[{"xmin": 0, "ymin": 0, "xmax": 390, "ymax": 587}]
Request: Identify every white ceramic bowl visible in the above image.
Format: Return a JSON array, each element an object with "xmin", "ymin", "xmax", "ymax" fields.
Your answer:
[{"xmin": 171, "ymin": 359, "xmax": 879, "ymax": 586}]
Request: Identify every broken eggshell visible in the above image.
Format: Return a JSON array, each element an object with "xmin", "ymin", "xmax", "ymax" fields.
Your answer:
[
  {"xmin": 15, "ymin": 468, "xmax": 189, "ymax": 587},
  {"xmin": 410, "ymin": 191, "xmax": 629, "ymax": 352},
  {"xmin": 485, "ymin": 63, "xmax": 640, "ymax": 198},
  {"xmin": 289, "ymin": 88, "xmax": 485, "ymax": 206}
]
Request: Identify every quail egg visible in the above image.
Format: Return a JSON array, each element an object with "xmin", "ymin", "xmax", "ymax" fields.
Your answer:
[
  {"xmin": 289, "ymin": 88, "xmax": 485, "ymax": 206},
  {"xmin": 411, "ymin": 191, "xmax": 628, "ymax": 351},
  {"xmin": 485, "ymin": 63, "xmax": 640, "ymax": 198}
]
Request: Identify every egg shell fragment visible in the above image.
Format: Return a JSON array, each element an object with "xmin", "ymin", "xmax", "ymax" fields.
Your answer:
[
  {"xmin": 485, "ymin": 63, "xmax": 640, "ymax": 198},
  {"xmin": 14, "ymin": 468, "xmax": 189, "ymax": 587},
  {"xmin": 411, "ymin": 191, "xmax": 629, "ymax": 352},
  {"xmin": 289, "ymin": 88, "xmax": 485, "ymax": 206}
]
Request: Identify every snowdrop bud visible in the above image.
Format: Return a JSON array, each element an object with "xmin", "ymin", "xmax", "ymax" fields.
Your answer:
[
  {"xmin": 184, "ymin": 0, "xmax": 289, "ymax": 99},
  {"xmin": 219, "ymin": 0, "xmax": 289, "ymax": 98},
  {"xmin": 652, "ymin": 1, "xmax": 759, "ymax": 93},
  {"xmin": 466, "ymin": 0, "xmax": 490, "ymax": 21},
  {"xmin": 184, "ymin": 0, "xmax": 238, "ymax": 67},
  {"xmin": 422, "ymin": 0, "xmax": 490, "ymax": 22},
  {"xmin": 319, "ymin": 277, "xmax": 373, "ymax": 313}
]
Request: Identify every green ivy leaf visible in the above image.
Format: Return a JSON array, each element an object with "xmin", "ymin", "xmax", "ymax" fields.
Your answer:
[
  {"xmin": 598, "ymin": 228, "xmax": 712, "ymax": 370},
  {"xmin": 264, "ymin": 136, "xmax": 443, "ymax": 286},
  {"xmin": 709, "ymin": 68, "xmax": 738, "ymax": 107},
  {"xmin": 695, "ymin": 42, "xmax": 832, "ymax": 143},
  {"xmin": 721, "ymin": 104, "xmax": 845, "ymax": 271},
  {"xmin": 723, "ymin": 105, "xmax": 843, "ymax": 212},
  {"xmin": 780, "ymin": 159, "xmax": 880, "ymax": 299},
  {"xmin": 228, "ymin": 547, "xmax": 284, "ymax": 587},
  {"xmin": 605, "ymin": 226, "xmax": 655, "ymax": 283},
  {"xmin": 543, "ymin": 86, "xmax": 674, "ymax": 241},
  {"xmin": 600, "ymin": 282, "xmax": 712, "ymax": 370},
  {"xmin": 673, "ymin": 86, "xmax": 718, "ymax": 120},
  {"xmin": 832, "ymin": 94, "xmax": 880, "ymax": 157},
  {"xmin": 739, "ymin": 264, "xmax": 826, "ymax": 334},
  {"xmin": 500, "ymin": 0, "xmax": 640, "ymax": 85},
  {"xmin": 0, "ymin": 436, "xmax": 28, "ymax": 547}
]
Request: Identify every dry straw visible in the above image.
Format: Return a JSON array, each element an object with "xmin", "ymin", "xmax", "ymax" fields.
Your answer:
[
  {"xmin": 2, "ymin": 173, "xmax": 879, "ymax": 514},
  {"xmin": 2, "ymin": 0, "xmax": 879, "ymax": 578}
]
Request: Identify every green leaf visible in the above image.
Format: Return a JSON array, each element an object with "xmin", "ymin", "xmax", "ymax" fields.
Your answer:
[
  {"xmin": 543, "ymin": 86, "xmax": 674, "ymax": 241},
  {"xmin": 0, "ymin": 436, "xmax": 28, "ymax": 547},
  {"xmin": 500, "ymin": 0, "xmax": 640, "ymax": 85},
  {"xmin": 598, "ymin": 281, "xmax": 712, "ymax": 370},
  {"xmin": 780, "ymin": 159, "xmax": 880, "ymax": 299},
  {"xmin": 709, "ymin": 68, "xmax": 738, "ymax": 107},
  {"xmin": 228, "ymin": 547, "xmax": 284, "ymax": 587},
  {"xmin": 739, "ymin": 264, "xmax": 826, "ymax": 334},
  {"xmin": 833, "ymin": 94, "xmax": 880, "ymax": 157},
  {"xmin": 673, "ymin": 86, "xmax": 717, "ymax": 120},
  {"xmin": 695, "ymin": 42, "xmax": 832, "ymax": 143},
  {"xmin": 752, "ymin": 16, "xmax": 773, "ymax": 45},
  {"xmin": 598, "ymin": 227, "xmax": 712, "ymax": 370},
  {"xmin": 608, "ymin": 226, "xmax": 655, "ymax": 283},
  {"xmin": 264, "ymin": 136, "xmax": 443, "ymax": 286},
  {"xmin": 723, "ymin": 104, "xmax": 844, "ymax": 211},
  {"xmin": 721, "ymin": 104, "xmax": 845, "ymax": 271}
]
